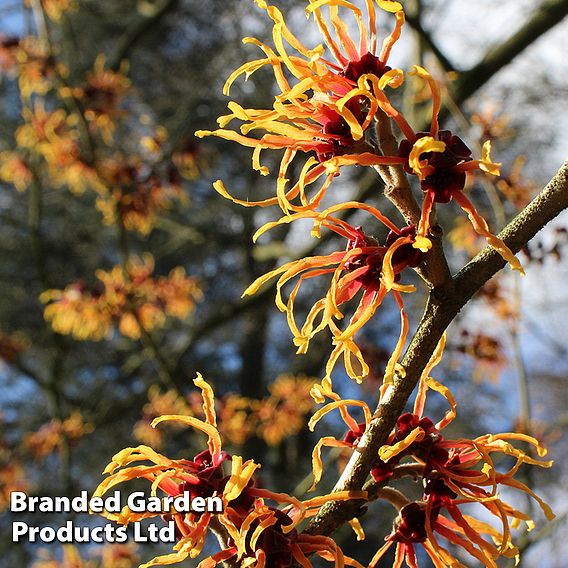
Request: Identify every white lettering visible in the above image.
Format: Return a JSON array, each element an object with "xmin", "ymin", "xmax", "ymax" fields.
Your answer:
[
  {"xmin": 127, "ymin": 492, "xmax": 147, "ymax": 513},
  {"xmin": 146, "ymin": 496, "xmax": 163, "ymax": 513},
  {"xmin": 160, "ymin": 521, "xmax": 176, "ymax": 542},
  {"xmin": 192, "ymin": 496, "xmax": 205, "ymax": 512},
  {"xmin": 172, "ymin": 492, "xmax": 191, "ymax": 512},
  {"xmin": 71, "ymin": 491, "xmax": 88, "ymax": 512},
  {"xmin": 207, "ymin": 496, "xmax": 223, "ymax": 513},
  {"xmin": 133, "ymin": 521, "xmax": 147, "ymax": 542},
  {"xmin": 10, "ymin": 492, "xmax": 28, "ymax": 512},
  {"xmin": 115, "ymin": 525, "xmax": 128, "ymax": 543},
  {"xmin": 12, "ymin": 522, "xmax": 28, "ymax": 541},
  {"xmin": 40, "ymin": 526, "xmax": 56, "ymax": 542},
  {"xmin": 104, "ymin": 491, "xmax": 121, "ymax": 513},
  {"xmin": 91, "ymin": 526, "xmax": 104, "ymax": 543},
  {"xmin": 89, "ymin": 496, "xmax": 103, "ymax": 513}
]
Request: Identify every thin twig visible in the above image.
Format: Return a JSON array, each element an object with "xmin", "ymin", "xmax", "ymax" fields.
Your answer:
[
  {"xmin": 108, "ymin": 0, "xmax": 179, "ymax": 71},
  {"xmin": 439, "ymin": 0, "xmax": 568, "ymax": 124}
]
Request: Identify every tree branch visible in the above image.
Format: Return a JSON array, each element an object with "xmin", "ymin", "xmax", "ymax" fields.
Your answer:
[
  {"xmin": 449, "ymin": 0, "xmax": 568, "ymax": 107},
  {"xmin": 109, "ymin": 0, "xmax": 179, "ymax": 70},
  {"xmin": 374, "ymin": 111, "xmax": 452, "ymax": 290},
  {"xmin": 404, "ymin": 13, "xmax": 455, "ymax": 74},
  {"xmin": 304, "ymin": 160, "xmax": 568, "ymax": 537}
]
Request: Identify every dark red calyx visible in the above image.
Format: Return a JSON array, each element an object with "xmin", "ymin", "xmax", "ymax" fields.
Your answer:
[
  {"xmin": 316, "ymin": 99, "xmax": 366, "ymax": 162},
  {"xmin": 176, "ymin": 450, "xmax": 231, "ymax": 500},
  {"xmin": 398, "ymin": 130, "xmax": 473, "ymax": 202},
  {"xmin": 343, "ymin": 52, "xmax": 391, "ymax": 82},
  {"xmin": 423, "ymin": 473, "xmax": 457, "ymax": 512},
  {"xmin": 391, "ymin": 502, "xmax": 428, "ymax": 543},
  {"xmin": 344, "ymin": 423, "xmax": 396, "ymax": 483},
  {"xmin": 394, "ymin": 413, "xmax": 439, "ymax": 441},
  {"xmin": 385, "ymin": 224, "xmax": 423, "ymax": 270},
  {"xmin": 343, "ymin": 422, "xmax": 367, "ymax": 445},
  {"xmin": 243, "ymin": 508, "xmax": 297, "ymax": 568}
]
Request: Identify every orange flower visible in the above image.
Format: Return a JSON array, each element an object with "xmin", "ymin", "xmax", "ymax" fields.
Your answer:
[
  {"xmin": 41, "ymin": 255, "xmax": 201, "ymax": 340},
  {"xmin": 308, "ymin": 337, "xmax": 553, "ymax": 566},
  {"xmin": 497, "ymin": 156, "xmax": 537, "ymax": 209},
  {"xmin": 95, "ymin": 374, "xmax": 366, "ymax": 567},
  {"xmin": 218, "ymin": 394, "xmax": 258, "ymax": 446},
  {"xmin": 455, "ymin": 330, "xmax": 507, "ymax": 383},
  {"xmin": 255, "ymin": 374, "xmax": 316, "ymax": 446},
  {"xmin": 24, "ymin": 411, "xmax": 93, "ymax": 460},
  {"xmin": 197, "ymin": 497, "xmax": 365, "ymax": 568},
  {"xmin": 398, "ymin": 66, "xmax": 523, "ymax": 273},
  {"xmin": 14, "ymin": 37, "xmax": 62, "ymax": 98},
  {"xmin": 0, "ymin": 151, "xmax": 33, "ymax": 192},
  {"xmin": 96, "ymin": 158, "xmax": 187, "ymax": 234},
  {"xmin": 95, "ymin": 375, "xmax": 244, "ymax": 566},
  {"xmin": 244, "ymin": 205, "xmax": 428, "ymax": 383},
  {"xmin": 364, "ymin": 338, "xmax": 554, "ymax": 568},
  {"xmin": 68, "ymin": 55, "xmax": 130, "ymax": 143},
  {"xmin": 197, "ymin": 0, "xmax": 411, "ymax": 213},
  {"xmin": 16, "ymin": 102, "xmax": 79, "ymax": 165}
]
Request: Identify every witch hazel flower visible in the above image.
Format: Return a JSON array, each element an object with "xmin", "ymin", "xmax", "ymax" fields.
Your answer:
[
  {"xmin": 397, "ymin": 66, "xmax": 524, "ymax": 273},
  {"xmin": 307, "ymin": 336, "xmax": 553, "ymax": 567},
  {"xmin": 95, "ymin": 374, "xmax": 366, "ymax": 567},
  {"xmin": 370, "ymin": 341, "xmax": 554, "ymax": 567},
  {"xmin": 196, "ymin": 0, "xmax": 411, "ymax": 214},
  {"xmin": 243, "ymin": 202, "xmax": 429, "ymax": 384}
]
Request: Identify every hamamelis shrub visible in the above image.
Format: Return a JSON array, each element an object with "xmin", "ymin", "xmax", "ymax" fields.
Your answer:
[
  {"xmin": 92, "ymin": 1, "xmax": 562, "ymax": 567},
  {"xmin": 2, "ymin": 0, "xmax": 568, "ymax": 567}
]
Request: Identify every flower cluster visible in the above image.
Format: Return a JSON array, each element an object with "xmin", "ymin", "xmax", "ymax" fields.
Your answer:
[
  {"xmin": 13, "ymin": 101, "xmax": 103, "ymax": 195},
  {"xmin": 255, "ymin": 374, "xmax": 316, "ymax": 446},
  {"xmin": 95, "ymin": 375, "xmax": 364, "ymax": 567},
  {"xmin": 95, "ymin": 157, "xmax": 187, "ymax": 235},
  {"xmin": 41, "ymin": 254, "xmax": 201, "ymax": 340},
  {"xmin": 196, "ymin": 0, "xmax": 524, "ymax": 390},
  {"xmin": 66, "ymin": 55, "xmax": 130, "ymax": 143},
  {"xmin": 2, "ymin": 38, "xmax": 189, "ymax": 234},
  {"xmin": 308, "ymin": 339, "xmax": 554, "ymax": 567},
  {"xmin": 24, "ymin": 411, "xmax": 93, "ymax": 461},
  {"xmin": 134, "ymin": 374, "xmax": 316, "ymax": 449},
  {"xmin": 0, "ymin": 36, "xmax": 63, "ymax": 98},
  {"xmin": 455, "ymin": 329, "xmax": 507, "ymax": 383},
  {"xmin": 496, "ymin": 157, "xmax": 537, "ymax": 209},
  {"xmin": 245, "ymin": 208, "xmax": 426, "ymax": 384},
  {"xmin": 0, "ymin": 151, "xmax": 33, "ymax": 192}
]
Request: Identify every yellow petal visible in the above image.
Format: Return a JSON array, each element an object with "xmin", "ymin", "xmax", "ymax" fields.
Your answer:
[
  {"xmin": 349, "ymin": 518, "xmax": 365, "ymax": 541},
  {"xmin": 408, "ymin": 136, "xmax": 446, "ymax": 180},
  {"xmin": 194, "ymin": 373, "xmax": 217, "ymax": 427},
  {"xmin": 480, "ymin": 140, "xmax": 501, "ymax": 176},
  {"xmin": 224, "ymin": 456, "xmax": 261, "ymax": 502},
  {"xmin": 376, "ymin": 1, "xmax": 403, "ymax": 13},
  {"xmin": 413, "ymin": 235, "xmax": 432, "ymax": 252},
  {"xmin": 379, "ymin": 426, "xmax": 425, "ymax": 461}
]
